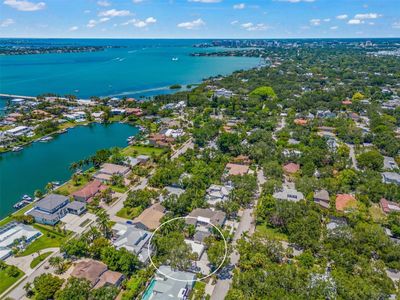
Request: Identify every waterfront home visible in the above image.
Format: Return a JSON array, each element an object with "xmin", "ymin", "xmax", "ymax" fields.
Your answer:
[
  {"xmin": 28, "ymin": 194, "xmax": 84, "ymax": 225},
  {"xmin": 335, "ymin": 194, "xmax": 357, "ymax": 212},
  {"xmin": 382, "ymin": 172, "xmax": 400, "ymax": 185},
  {"xmin": 225, "ymin": 163, "xmax": 249, "ymax": 176},
  {"xmin": 112, "ymin": 223, "xmax": 152, "ymax": 263},
  {"xmin": 164, "ymin": 128, "xmax": 185, "ymax": 138},
  {"xmin": 380, "ymin": 198, "xmax": 400, "ymax": 214},
  {"xmin": 133, "ymin": 203, "xmax": 166, "ymax": 231},
  {"xmin": 71, "ymin": 259, "xmax": 124, "ymax": 288},
  {"xmin": 148, "ymin": 133, "xmax": 175, "ymax": 147},
  {"xmin": 0, "ymin": 222, "xmax": 41, "ymax": 260},
  {"xmin": 63, "ymin": 111, "xmax": 86, "ymax": 122},
  {"xmin": 214, "ymin": 88, "xmax": 234, "ymax": 98},
  {"xmin": 314, "ymin": 190, "xmax": 330, "ymax": 209},
  {"xmin": 93, "ymin": 163, "xmax": 130, "ymax": 183},
  {"xmin": 125, "ymin": 107, "xmax": 143, "ymax": 116},
  {"xmin": 5, "ymin": 126, "xmax": 31, "ymax": 137},
  {"xmin": 205, "ymin": 184, "xmax": 232, "ymax": 206},
  {"xmin": 72, "ymin": 180, "xmax": 107, "ymax": 203},
  {"xmin": 144, "ymin": 265, "xmax": 196, "ymax": 300},
  {"xmin": 383, "ymin": 156, "xmax": 399, "ymax": 171},
  {"xmin": 111, "ymin": 108, "xmax": 126, "ymax": 115},
  {"xmin": 273, "ymin": 187, "xmax": 304, "ymax": 202}
]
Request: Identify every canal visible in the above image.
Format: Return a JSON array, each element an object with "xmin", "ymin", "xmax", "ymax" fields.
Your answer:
[{"xmin": 0, "ymin": 122, "xmax": 139, "ymax": 218}]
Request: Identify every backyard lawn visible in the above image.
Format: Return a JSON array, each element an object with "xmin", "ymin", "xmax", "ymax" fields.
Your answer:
[
  {"xmin": 122, "ymin": 145, "xmax": 165, "ymax": 157},
  {"xmin": 0, "ymin": 266, "xmax": 24, "ymax": 295},
  {"xmin": 256, "ymin": 224, "xmax": 289, "ymax": 241},
  {"xmin": 17, "ymin": 224, "xmax": 70, "ymax": 257},
  {"xmin": 116, "ymin": 206, "xmax": 143, "ymax": 220}
]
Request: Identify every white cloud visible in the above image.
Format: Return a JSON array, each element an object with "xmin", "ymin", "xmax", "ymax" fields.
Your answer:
[
  {"xmin": 323, "ymin": 18, "xmax": 330, "ymax": 22},
  {"xmin": 97, "ymin": 0, "xmax": 110, "ymax": 7},
  {"xmin": 233, "ymin": 3, "xmax": 245, "ymax": 9},
  {"xmin": 122, "ymin": 17, "xmax": 156, "ymax": 28},
  {"xmin": 69, "ymin": 26, "xmax": 78, "ymax": 31},
  {"xmin": 132, "ymin": 0, "xmax": 143, "ymax": 2},
  {"xmin": 98, "ymin": 9, "xmax": 131, "ymax": 17},
  {"xmin": 188, "ymin": 0, "xmax": 222, "ymax": 2},
  {"xmin": 87, "ymin": 19, "xmax": 97, "ymax": 28},
  {"xmin": 84, "ymin": 10, "xmax": 91, "ymax": 14},
  {"xmin": 0, "ymin": 18, "xmax": 15, "ymax": 27},
  {"xmin": 393, "ymin": 21, "xmax": 400, "ymax": 29},
  {"xmin": 241, "ymin": 22, "xmax": 268, "ymax": 31},
  {"xmin": 177, "ymin": 18, "xmax": 205, "ymax": 29},
  {"xmin": 330, "ymin": 26, "xmax": 338, "ymax": 30},
  {"xmin": 354, "ymin": 13, "xmax": 381, "ymax": 20},
  {"xmin": 336, "ymin": 14, "xmax": 348, "ymax": 20},
  {"xmin": 3, "ymin": 0, "xmax": 45, "ymax": 11},
  {"xmin": 99, "ymin": 17, "xmax": 110, "ymax": 22},
  {"xmin": 231, "ymin": 20, "xmax": 239, "ymax": 25},
  {"xmin": 310, "ymin": 19, "xmax": 321, "ymax": 26},
  {"xmin": 348, "ymin": 19, "xmax": 362, "ymax": 25}
]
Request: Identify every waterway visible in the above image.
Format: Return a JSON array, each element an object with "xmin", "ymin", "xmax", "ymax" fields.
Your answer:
[{"xmin": 0, "ymin": 123, "xmax": 138, "ymax": 218}]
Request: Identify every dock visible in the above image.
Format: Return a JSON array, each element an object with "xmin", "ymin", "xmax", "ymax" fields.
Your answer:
[{"xmin": 0, "ymin": 94, "xmax": 37, "ymax": 100}]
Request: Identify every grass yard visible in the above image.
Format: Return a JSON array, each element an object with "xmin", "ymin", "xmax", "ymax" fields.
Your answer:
[
  {"xmin": 30, "ymin": 251, "xmax": 52, "ymax": 269},
  {"xmin": 116, "ymin": 206, "xmax": 143, "ymax": 220},
  {"xmin": 17, "ymin": 224, "xmax": 70, "ymax": 257},
  {"xmin": 369, "ymin": 204, "xmax": 386, "ymax": 222},
  {"xmin": 190, "ymin": 281, "xmax": 206, "ymax": 300},
  {"xmin": 256, "ymin": 224, "xmax": 289, "ymax": 242},
  {"xmin": 0, "ymin": 266, "xmax": 24, "ymax": 295},
  {"xmin": 122, "ymin": 145, "xmax": 164, "ymax": 157},
  {"xmin": 55, "ymin": 173, "xmax": 94, "ymax": 196}
]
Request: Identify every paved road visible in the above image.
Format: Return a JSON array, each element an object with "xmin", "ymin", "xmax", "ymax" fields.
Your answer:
[
  {"xmin": 211, "ymin": 169, "xmax": 265, "ymax": 300},
  {"xmin": 346, "ymin": 143, "xmax": 359, "ymax": 170},
  {"xmin": 171, "ymin": 138, "xmax": 194, "ymax": 160}
]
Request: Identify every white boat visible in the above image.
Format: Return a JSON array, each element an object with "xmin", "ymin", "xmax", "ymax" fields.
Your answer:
[
  {"xmin": 12, "ymin": 146, "xmax": 23, "ymax": 152},
  {"xmin": 172, "ymin": 57, "xmax": 179, "ymax": 61},
  {"xmin": 39, "ymin": 136, "xmax": 53, "ymax": 142},
  {"xmin": 22, "ymin": 194, "xmax": 32, "ymax": 201}
]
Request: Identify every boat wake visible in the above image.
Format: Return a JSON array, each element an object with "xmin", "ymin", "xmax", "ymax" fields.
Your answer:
[{"xmin": 105, "ymin": 86, "xmax": 171, "ymax": 97}]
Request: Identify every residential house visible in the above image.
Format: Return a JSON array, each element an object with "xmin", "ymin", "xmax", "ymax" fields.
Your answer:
[
  {"xmin": 125, "ymin": 107, "xmax": 143, "ymax": 117},
  {"xmin": 214, "ymin": 88, "xmax": 234, "ymax": 98},
  {"xmin": 225, "ymin": 163, "xmax": 249, "ymax": 176},
  {"xmin": 65, "ymin": 201, "xmax": 87, "ymax": 215},
  {"xmin": 383, "ymin": 157, "xmax": 399, "ymax": 171},
  {"xmin": 273, "ymin": 187, "xmax": 304, "ymax": 202},
  {"xmin": 5, "ymin": 126, "xmax": 31, "ymax": 137},
  {"xmin": 186, "ymin": 208, "xmax": 226, "ymax": 243},
  {"xmin": 294, "ymin": 119, "xmax": 308, "ymax": 126},
  {"xmin": 380, "ymin": 198, "xmax": 400, "ymax": 214},
  {"xmin": 335, "ymin": 194, "xmax": 357, "ymax": 212},
  {"xmin": 314, "ymin": 190, "xmax": 330, "ymax": 209},
  {"xmin": 71, "ymin": 260, "xmax": 124, "ymax": 288},
  {"xmin": 144, "ymin": 265, "xmax": 196, "ymax": 300},
  {"xmin": 0, "ymin": 222, "xmax": 41, "ymax": 260},
  {"xmin": 133, "ymin": 203, "xmax": 166, "ymax": 231},
  {"xmin": 148, "ymin": 133, "xmax": 175, "ymax": 147},
  {"xmin": 205, "ymin": 184, "xmax": 232, "ymax": 206},
  {"xmin": 112, "ymin": 223, "xmax": 152, "ymax": 263},
  {"xmin": 382, "ymin": 172, "xmax": 400, "ymax": 185},
  {"xmin": 28, "ymin": 194, "xmax": 82, "ymax": 225},
  {"xmin": 93, "ymin": 163, "xmax": 130, "ymax": 183},
  {"xmin": 72, "ymin": 180, "xmax": 107, "ymax": 203},
  {"xmin": 283, "ymin": 162, "xmax": 300, "ymax": 175}
]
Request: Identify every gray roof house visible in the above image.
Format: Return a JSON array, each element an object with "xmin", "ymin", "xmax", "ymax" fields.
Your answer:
[
  {"xmin": 205, "ymin": 184, "xmax": 232, "ymax": 206},
  {"xmin": 382, "ymin": 172, "xmax": 400, "ymax": 185},
  {"xmin": 273, "ymin": 187, "xmax": 304, "ymax": 202},
  {"xmin": 383, "ymin": 156, "xmax": 399, "ymax": 170},
  {"xmin": 112, "ymin": 223, "xmax": 152, "ymax": 263},
  {"xmin": 314, "ymin": 190, "xmax": 330, "ymax": 209},
  {"xmin": 28, "ymin": 194, "xmax": 84, "ymax": 225},
  {"xmin": 145, "ymin": 265, "xmax": 196, "ymax": 300},
  {"xmin": 186, "ymin": 208, "xmax": 226, "ymax": 243}
]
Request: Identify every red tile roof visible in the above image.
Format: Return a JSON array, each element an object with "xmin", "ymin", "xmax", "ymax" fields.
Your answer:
[
  {"xmin": 335, "ymin": 194, "xmax": 357, "ymax": 211},
  {"xmin": 283, "ymin": 163, "xmax": 300, "ymax": 174},
  {"xmin": 380, "ymin": 198, "xmax": 400, "ymax": 214},
  {"xmin": 72, "ymin": 180, "xmax": 107, "ymax": 201}
]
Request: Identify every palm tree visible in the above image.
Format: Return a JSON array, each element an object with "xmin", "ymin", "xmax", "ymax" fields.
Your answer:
[
  {"xmin": 72, "ymin": 173, "xmax": 80, "ymax": 186},
  {"xmin": 49, "ymin": 256, "xmax": 66, "ymax": 274},
  {"xmin": 96, "ymin": 209, "xmax": 111, "ymax": 238},
  {"xmin": 45, "ymin": 182, "xmax": 54, "ymax": 193}
]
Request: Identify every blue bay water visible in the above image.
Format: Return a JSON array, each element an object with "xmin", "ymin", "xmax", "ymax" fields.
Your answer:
[
  {"xmin": 0, "ymin": 39, "xmax": 259, "ymax": 98},
  {"xmin": 0, "ymin": 39, "xmax": 258, "ymax": 219}
]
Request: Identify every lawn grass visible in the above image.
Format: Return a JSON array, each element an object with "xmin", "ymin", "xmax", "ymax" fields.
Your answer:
[
  {"xmin": 116, "ymin": 206, "xmax": 143, "ymax": 220},
  {"xmin": 17, "ymin": 224, "xmax": 70, "ymax": 257},
  {"xmin": 55, "ymin": 176, "xmax": 91, "ymax": 196},
  {"xmin": 122, "ymin": 145, "xmax": 164, "ymax": 157},
  {"xmin": 256, "ymin": 224, "xmax": 289, "ymax": 241},
  {"xmin": 369, "ymin": 204, "xmax": 386, "ymax": 222},
  {"xmin": 0, "ymin": 266, "xmax": 24, "ymax": 295},
  {"xmin": 30, "ymin": 251, "xmax": 52, "ymax": 269},
  {"xmin": 0, "ymin": 203, "xmax": 36, "ymax": 227},
  {"xmin": 190, "ymin": 281, "xmax": 206, "ymax": 300}
]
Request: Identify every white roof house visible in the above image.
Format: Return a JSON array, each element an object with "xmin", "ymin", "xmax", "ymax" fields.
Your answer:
[
  {"xmin": 184, "ymin": 239, "xmax": 205, "ymax": 258},
  {"xmin": 273, "ymin": 187, "xmax": 304, "ymax": 202},
  {"xmin": 112, "ymin": 223, "xmax": 152, "ymax": 263},
  {"xmin": 5, "ymin": 126, "xmax": 31, "ymax": 137},
  {"xmin": 205, "ymin": 184, "xmax": 232, "ymax": 206},
  {"xmin": 382, "ymin": 172, "xmax": 400, "ymax": 185}
]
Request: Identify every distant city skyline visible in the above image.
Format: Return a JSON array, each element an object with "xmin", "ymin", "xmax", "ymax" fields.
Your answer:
[{"xmin": 1, "ymin": 0, "xmax": 400, "ymax": 38}]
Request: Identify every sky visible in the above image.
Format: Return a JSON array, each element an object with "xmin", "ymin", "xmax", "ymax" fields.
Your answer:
[{"xmin": 0, "ymin": 0, "xmax": 399, "ymax": 38}]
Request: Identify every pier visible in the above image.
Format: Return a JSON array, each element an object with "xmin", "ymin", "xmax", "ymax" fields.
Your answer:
[{"xmin": 0, "ymin": 93, "xmax": 37, "ymax": 100}]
